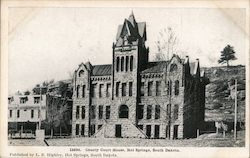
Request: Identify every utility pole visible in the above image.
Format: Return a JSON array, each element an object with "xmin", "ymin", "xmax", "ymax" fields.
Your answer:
[
  {"xmin": 234, "ymin": 79, "xmax": 237, "ymax": 140},
  {"xmin": 38, "ymin": 86, "xmax": 42, "ymax": 130}
]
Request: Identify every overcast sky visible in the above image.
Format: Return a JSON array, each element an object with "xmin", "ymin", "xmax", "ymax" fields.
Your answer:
[{"xmin": 8, "ymin": 7, "xmax": 246, "ymax": 94}]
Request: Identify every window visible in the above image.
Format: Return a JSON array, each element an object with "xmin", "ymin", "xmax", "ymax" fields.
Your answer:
[
  {"xmin": 138, "ymin": 125, "xmax": 143, "ymax": 130},
  {"xmin": 137, "ymin": 105, "xmax": 144, "ymax": 119},
  {"xmin": 125, "ymin": 56, "xmax": 129, "ymax": 71},
  {"xmin": 91, "ymin": 84, "xmax": 97, "ymax": 98},
  {"xmin": 155, "ymin": 105, "xmax": 160, "ymax": 119},
  {"xmin": 90, "ymin": 124, "xmax": 95, "ymax": 135},
  {"xmin": 121, "ymin": 57, "xmax": 124, "ymax": 71},
  {"xmin": 156, "ymin": 81, "xmax": 161, "ymax": 96},
  {"xmin": 140, "ymin": 82, "xmax": 144, "ymax": 96},
  {"xmin": 8, "ymin": 98, "xmax": 13, "ymax": 104},
  {"xmin": 76, "ymin": 124, "xmax": 79, "ymax": 135},
  {"xmin": 76, "ymin": 106, "xmax": 80, "ymax": 119},
  {"xmin": 116, "ymin": 57, "xmax": 120, "ymax": 72},
  {"xmin": 119, "ymin": 105, "xmax": 129, "ymax": 118},
  {"xmin": 82, "ymin": 85, "xmax": 85, "ymax": 98},
  {"xmin": 116, "ymin": 82, "xmax": 120, "ymax": 97},
  {"xmin": 20, "ymin": 97, "xmax": 27, "ymax": 104},
  {"xmin": 17, "ymin": 110, "xmax": 20, "ymax": 118},
  {"xmin": 130, "ymin": 56, "xmax": 133, "ymax": 71},
  {"xmin": 90, "ymin": 106, "xmax": 96, "ymax": 119},
  {"xmin": 146, "ymin": 125, "xmax": 151, "ymax": 138},
  {"xmin": 173, "ymin": 105, "xmax": 179, "ymax": 120},
  {"xmin": 99, "ymin": 84, "xmax": 104, "ymax": 98},
  {"xmin": 129, "ymin": 82, "xmax": 133, "ymax": 96},
  {"xmin": 170, "ymin": 64, "xmax": 177, "ymax": 72},
  {"xmin": 154, "ymin": 125, "xmax": 160, "ymax": 138},
  {"xmin": 76, "ymin": 85, "xmax": 80, "ymax": 98},
  {"xmin": 81, "ymin": 106, "xmax": 85, "ymax": 119},
  {"xmin": 175, "ymin": 80, "xmax": 179, "ymax": 95},
  {"xmin": 106, "ymin": 83, "xmax": 111, "ymax": 97},
  {"xmin": 99, "ymin": 105, "xmax": 103, "ymax": 119},
  {"xmin": 9, "ymin": 110, "xmax": 12, "ymax": 118},
  {"xmin": 38, "ymin": 109, "xmax": 40, "ymax": 118},
  {"xmin": 98, "ymin": 124, "xmax": 103, "ymax": 130},
  {"xmin": 106, "ymin": 106, "xmax": 111, "ymax": 119},
  {"xmin": 167, "ymin": 104, "xmax": 171, "ymax": 119},
  {"xmin": 146, "ymin": 105, "xmax": 152, "ymax": 119},
  {"xmin": 78, "ymin": 70, "xmax": 84, "ymax": 77},
  {"xmin": 81, "ymin": 124, "xmax": 85, "ymax": 136},
  {"xmin": 167, "ymin": 81, "xmax": 172, "ymax": 95},
  {"xmin": 122, "ymin": 83, "xmax": 126, "ymax": 96},
  {"xmin": 148, "ymin": 81, "xmax": 153, "ymax": 96},
  {"xmin": 31, "ymin": 109, "xmax": 34, "ymax": 118}
]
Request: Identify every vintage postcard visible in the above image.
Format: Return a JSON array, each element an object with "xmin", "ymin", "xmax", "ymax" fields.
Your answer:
[{"xmin": 1, "ymin": 0, "xmax": 249, "ymax": 158}]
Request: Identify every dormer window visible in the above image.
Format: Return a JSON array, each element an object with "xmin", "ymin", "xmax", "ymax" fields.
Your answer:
[
  {"xmin": 170, "ymin": 64, "xmax": 177, "ymax": 72},
  {"xmin": 20, "ymin": 97, "xmax": 28, "ymax": 104},
  {"xmin": 79, "ymin": 70, "xmax": 84, "ymax": 77},
  {"xmin": 34, "ymin": 97, "xmax": 40, "ymax": 104},
  {"xmin": 8, "ymin": 97, "xmax": 13, "ymax": 104}
]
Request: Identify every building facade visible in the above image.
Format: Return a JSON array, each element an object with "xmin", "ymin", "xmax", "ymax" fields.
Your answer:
[
  {"xmin": 72, "ymin": 13, "xmax": 208, "ymax": 139},
  {"xmin": 8, "ymin": 95, "xmax": 46, "ymax": 136}
]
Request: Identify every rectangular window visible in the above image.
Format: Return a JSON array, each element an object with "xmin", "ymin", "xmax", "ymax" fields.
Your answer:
[
  {"xmin": 76, "ymin": 106, "xmax": 80, "ymax": 119},
  {"xmin": 147, "ymin": 105, "xmax": 152, "ymax": 119},
  {"xmin": 167, "ymin": 104, "xmax": 171, "ymax": 119},
  {"xmin": 174, "ymin": 105, "xmax": 179, "ymax": 120},
  {"xmin": 129, "ymin": 82, "xmax": 133, "ymax": 96},
  {"xmin": 99, "ymin": 84, "xmax": 104, "ymax": 98},
  {"xmin": 154, "ymin": 125, "xmax": 160, "ymax": 138},
  {"xmin": 146, "ymin": 125, "xmax": 151, "ymax": 138},
  {"xmin": 81, "ymin": 106, "xmax": 85, "ymax": 119},
  {"xmin": 148, "ymin": 81, "xmax": 153, "ymax": 96},
  {"xmin": 91, "ymin": 84, "xmax": 97, "ymax": 98},
  {"xmin": 156, "ymin": 81, "xmax": 161, "ymax": 96},
  {"xmin": 31, "ymin": 109, "xmax": 34, "ymax": 118},
  {"xmin": 122, "ymin": 83, "xmax": 126, "ymax": 96},
  {"xmin": 138, "ymin": 105, "xmax": 144, "ymax": 119},
  {"xmin": 9, "ymin": 110, "xmax": 12, "ymax": 118},
  {"xmin": 81, "ymin": 124, "xmax": 85, "ymax": 136},
  {"xmin": 17, "ymin": 110, "xmax": 20, "ymax": 118},
  {"xmin": 76, "ymin": 124, "xmax": 79, "ymax": 135},
  {"xmin": 155, "ymin": 105, "xmax": 160, "ymax": 119},
  {"xmin": 138, "ymin": 125, "xmax": 143, "ymax": 130},
  {"xmin": 106, "ymin": 83, "xmax": 111, "ymax": 97},
  {"xmin": 20, "ymin": 97, "xmax": 27, "ymax": 104},
  {"xmin": 140, "ymin": 82, "xmax": 144, "ymax": 96},
  {"xmin": 98, "ymin": 124, "xmax": 103, "ymax": 130},
  {"xmin": 90, "ymin": 106, "xmax": 96, "ymax": 119},
  {"xmin": 99, "ymin": 105, "xmax": 103, "ymax": 119},
  {"xmin": 116, "ymin": 82, "xmax": 120, "ymax": 97},
  {"xmin": 38, "ymin": 109, "xmax": 40, "ymax": 118},
  {"xmin": 34, "ymin": 97, "xmax": 40, "ymax": 104},
  {"xmin": 82, "ymin": 85, "xmax": 85, "ymax": 98},
  {"xmin": 90, "ymin": 124, "xmax": 95, "ymax": 135},
  {"xmin": 106, "ymin": 106, "xmax": 111, "ymax": 119}
]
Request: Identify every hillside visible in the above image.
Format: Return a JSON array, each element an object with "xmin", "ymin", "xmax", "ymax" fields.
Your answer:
[{"xmin": 201, "ymin": 65, "xmax": 246, "ymax": 122}]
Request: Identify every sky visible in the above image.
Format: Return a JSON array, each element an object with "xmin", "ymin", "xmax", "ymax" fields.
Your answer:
[{"xmin": 8, "ymin": 7, "xmax": 247, "ymax": 94}]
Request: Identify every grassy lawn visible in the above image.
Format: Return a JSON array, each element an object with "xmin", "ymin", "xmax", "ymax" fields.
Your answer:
[{"xmin": 9, "ymin": 130, "xmax": 245, "ymax": 147}]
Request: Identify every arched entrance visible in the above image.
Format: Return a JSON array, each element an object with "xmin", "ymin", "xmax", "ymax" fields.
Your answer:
[{"xmin": 118, "ymin": 105, "xmax": 129, "ymax": 118}]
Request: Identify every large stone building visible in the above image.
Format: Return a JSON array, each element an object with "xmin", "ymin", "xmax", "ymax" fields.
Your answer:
[{"xmin": 72, "ymin": 13, "xmax": 208, "ymax": 139}]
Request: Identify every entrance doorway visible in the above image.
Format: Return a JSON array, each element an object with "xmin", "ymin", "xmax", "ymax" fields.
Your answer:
[
  {"xmin": 154, "ymin": 125, "xmax": 160, "ymax": 138},
  {"xmin": 115, "ymin": 124, "xmax": 122, "ymax": 138},
  {"xmin": 173, "ymin": 125, "xmax": 178, "ymax": 139}
]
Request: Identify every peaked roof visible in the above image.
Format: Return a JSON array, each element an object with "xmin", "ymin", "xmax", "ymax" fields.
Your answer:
[
  {"xmin": 92, "ymin": 64, "xmax": 112, "ymax": 76},
  {"xmin": 141, "ymin": 61, "xmax": 169, "ymax": 73},
  {"xmin": 116, "ymin": 22, "xmax": 146, "ymax": 41}
]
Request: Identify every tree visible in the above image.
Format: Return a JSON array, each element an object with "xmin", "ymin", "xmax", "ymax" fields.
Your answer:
[
  {"xmin": 218, "ymin": 45, "xmax": 237, "ymax": 67},
  {"xmin": 154, "ymin": 27, "xmax": 179, "ymax": 61}
]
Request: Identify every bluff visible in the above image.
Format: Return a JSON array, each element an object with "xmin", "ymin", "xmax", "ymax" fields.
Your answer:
[{"xmin": 201, "ymin": 65, "xmax": 246, "ymax": 122}]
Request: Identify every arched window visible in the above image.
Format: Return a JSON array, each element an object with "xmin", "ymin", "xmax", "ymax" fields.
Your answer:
[
  {"xmin": 174, "ymin": 104, "xmax": 179, "ymax": 120},
  {"xmin": 76, "ymin": 85, "xmax": 80, "ymax": 98},
  {"xmin": 125, "ymin": 56, "xmax": 129, "ymax": 71},
  {"xmin": 116, "ymin": 57, "xmax": 120, "ymax": 72},
  {"xmin": 174, "ymin": 80, "xmax": 179, "ymax": 95},
  {"xmin": 119, "ymin": 105, "xmax": 129, "ymax": 118},
  {"xmin": 121, "ymin": 57, "xmax": 124, "ymax": 71},
  {"xmin": 130, "ymin": 56, "xmax": 133, "ymax": 71},
  {"xmin": 170, "ymin": 64, "xmax": 177, "ymax": 72},
  {"xmin": 78, "ymin": 70, "xmax": 84, "ymax": 77}
]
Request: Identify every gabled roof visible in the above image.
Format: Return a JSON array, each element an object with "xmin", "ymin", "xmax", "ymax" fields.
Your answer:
[
  {"xmin": 92, "ymin": 64, "xmax": 112, "ymax": 76},
  {"xmin": 141, "ymin": 61, "xmax": 169, "ymax": 73},
  {"xmin": 116, "ymin": 22, "xmax": 146, "ymax": 41},
  {"xmin": 189, "ymin": 62, "xmax": 199, "ymax": 75}
]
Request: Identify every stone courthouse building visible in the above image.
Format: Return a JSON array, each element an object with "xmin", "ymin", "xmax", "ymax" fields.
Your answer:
[{"xmin": 72, "ymin": 13, "xmax": 209, "ymax": 139}]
